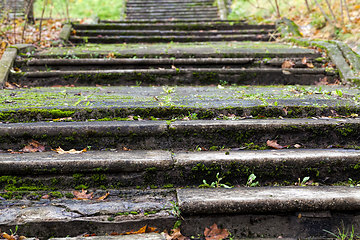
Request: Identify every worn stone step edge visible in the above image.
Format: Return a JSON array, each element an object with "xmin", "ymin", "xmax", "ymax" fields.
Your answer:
[
  {"xmin": 285, "ymin": 38, "xmax": 360, "ymax": 85},
  {"xmin": 72, "ymin": 23, "xmax": 276, "ymax": 31},
  {"xmin": 99, "ymin": 19, "xmax": 246, "ymax": 23},
  {"xmin": 177, "ymin": 186, "xmax": 360, "ymax": 214},
  {"xmin": 51, "ymin": 234, "xmax": 166, "ymax": 240},
  {"xmin": 0, "ymin": 119, "xmax": 360, "ymax": 150},
  {"xmin": 74, "ymin": 29, "xmax": 274, "ymax": 36},
  {"xmin": 1, "ymin": 149, "xmax": 360, "ymax": 186}
]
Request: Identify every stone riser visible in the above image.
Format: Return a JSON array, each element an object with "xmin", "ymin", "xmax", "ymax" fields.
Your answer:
[
  {"xmin": 0, "ymin": 119, "xmax": 358, "ymax": 151},
  {"xmin": 74, "ymin": 30, "xmax": 274, "ymax": 36},
  {"xmin": 72, "ymin": 24, "xmax": 276, "ymax": 31},
  {"xmin": 10, "ymin": 68, "xmax": 334, "ymax": 86},
  {"xmin": 69, "ymin": 35, "xmax": 274, "ymax": 44},
  {"xmin": 1, "ymin": 150, "xmax": 360, "ymax": 187}
]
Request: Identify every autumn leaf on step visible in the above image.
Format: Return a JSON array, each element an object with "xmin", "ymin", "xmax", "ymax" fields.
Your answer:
[
  {"xmin": 301, "ymin": 57, "xmax": 307, "ymax": 65},
  {"xmin": 1, "ymin": 232, "xmax": 15, "ymax": 240},
  {"xmin": 204, "ymin": 223, "xmax": 229, "ymax": 240},
  {"xmin": 163, "ymin": 228, "xmax": 188, "ymax": 240},
  {"xmin": 22, "ymin": 140, "xmax": 45, "ymax": 153},
  {"xmin": 97, "ymin": 192, "xmax": 109, "ymax": 201},
  {"xmin": 53, "ymin": 147, "xmax": 86, "ymax": 154},
  {"xmin": 281, "ymin": 60, "xmax": 295, "ymax": 69},
  {"xmin": 73, "ymin": 189, "xmax": 93, "ymax": 200},
  {"xmin": 120, "ymin": 225, "xmax": 158, "ymax": 235},
  {"xmin": 266, "ymin": 140, "xmax": 287, "ymax": 149}
]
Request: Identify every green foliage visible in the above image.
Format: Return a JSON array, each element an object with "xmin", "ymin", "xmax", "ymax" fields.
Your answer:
[
  {"xmin": 246, "ymin": 173, "xmax": 260, "ymax": 187},
  {"xmin": 199, "ymin": 173, "xmax": 233, "ymax": 188},
  {"xmin": 34, "ymin": 0, "xmax": 125, "ymax": 19}
]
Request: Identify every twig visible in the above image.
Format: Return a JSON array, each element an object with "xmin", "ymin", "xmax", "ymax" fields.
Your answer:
[
  {"xmin": 305, "ymin": 0, "xmax": 311, "ymax": 13},
  {"xmin": 343, "ymin": 0, "xmax": 351, "ymax": 23},
  {"xmin": 13, "ymin": 0, "xmax": 17, "ymax": 44},
  {"xmin": 274, "ymin": 0, "xmax": 281, "ymax": 18},
  {"xmin": 324, "ymin": 0, "xmax": 337, "ymax": 23},
  {"xmin": 21, "ymin": 0, "xmax": 35, "ymax": 43},
  {"xmin": 313, "ymin": 0, "xmax": 334, "ymax": 25},
  {"xmin": 340, "ymin": 0, "xmax": 344, "ymax": 26},
  {"xmin": 39, "ymin": 0, "xmax": 48, "ymax": 42}
]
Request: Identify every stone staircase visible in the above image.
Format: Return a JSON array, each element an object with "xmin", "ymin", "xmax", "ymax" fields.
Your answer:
[{"xmin": 1, "ymin": 0, "xmax": 360, "ymax": 239}]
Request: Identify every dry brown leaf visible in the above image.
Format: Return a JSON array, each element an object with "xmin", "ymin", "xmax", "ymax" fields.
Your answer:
[
  {"xmin": 306, "ymin": 62, "xmax": 314, "ymax": 68},
  {"xmin": 204, "ymin": 223, "xmax": 229, "ymax": 240},
  {"xmin": 97, "ymin": 192, "xmax": 109, "ymax": 201},
  {"xmin": 1, "ymin": 232, "xmax": 15, "ymax": 240},
  {"xmin": 266, "ymin": 140, "xmax": 287, "ymax": 149},
  {"xmin": 281, "ymin": 60, "xmax": 295, "ymax": 69},
  {"xmin": 22, "ymin": 140, "xmax": 45, "ymax": 153},
  {"xmin": 4, "ymin": 82, "xmax": 17, "ymax": 90},
  {"xmin": 41, "ymin": 194, "xmax": 50, "ymax": 199},
  {"xmin": 163, "ymin": 228, "xmax": 188, "ymax": 240},
  {"xmin": 301, "ymin": 57, "xmax": 307, "ymax": 65},
  {"xmin": 73, "ymin": 189, "xmax": 93, "ymax": 200},
  {"xmin": 54, "ymin": 147, "xmax": 86, "ymax": 154}
]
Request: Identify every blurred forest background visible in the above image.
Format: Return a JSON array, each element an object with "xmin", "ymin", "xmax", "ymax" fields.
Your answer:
[{"xmin": 0, "ymin": 0, "xmax": 359, "ymax": 56}]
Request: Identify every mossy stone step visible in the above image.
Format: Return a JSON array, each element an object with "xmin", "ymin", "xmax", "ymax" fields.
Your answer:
[
  {"xmin": 1, "ymin": 149, "xmax": 360, "ymax": 188},
  {"xmin": 2, "ymin": 186, "xmax": 360, "ymax": 239},
  {"xmin": 72, "ymin": 23, "xmax": 276, "ymax": 31},
  {"xmin": 0, "ymin": 119, "xmax": 360, "ymax": 151},
  {"xmin": 11, "ymin": 68, "xmax": 335, "ymax": 86},
  {"xmin": 0, "ymin": 85, "xmax": 356, "ymax": 121}
]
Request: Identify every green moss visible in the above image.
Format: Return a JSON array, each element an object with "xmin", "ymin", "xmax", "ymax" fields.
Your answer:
[
  {"xmin": 75, "ymin": 184, "xmax": 89, "ymax": 190},
  {"xmin": 65, "ymin": 192, "xmax": 74, "ymax": 198},
  {"xmin": 163, "ymin": 184, "xmax": 174, "ymax": 188},
  {"xmin": 49, "ymin": 191, "xmax": 63, "ymax": 198}
]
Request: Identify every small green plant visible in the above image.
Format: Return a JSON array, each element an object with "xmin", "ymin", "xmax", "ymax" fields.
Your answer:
[
  {"xmin": 246, "ymin": 173, "xmax": 260, "ymax": 187},
  {"xmin": 170, "ymin": 201, "xmax": 183, "ymax": 220},
  {"xmin": 297, "ymin": 176, "xmax": 310, "ymax": 186},
  {"xmin": 323, "ymin": 223, "xmax": 359, "ymax": 240},
  {"xmin": 9, "ymin": 225, "xmax": 19, "ymax": 236},
  {"xmin": 162, "ymin": 86, "xmax": 176, "ymax": 94},
  {"xmin": 199, "ymin": 173, "xmax": 233, "ymax": 189},
  {"xmin": 348, "ymin": 178, "xmax": 360, "ymax": 187}
]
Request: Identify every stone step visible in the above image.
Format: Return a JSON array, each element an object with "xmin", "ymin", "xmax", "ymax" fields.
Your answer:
[
  {"xmin": 99, "ymin": 19, "xmax": 246, "ymax": 24},
  {"xmin": 127, "ymin": 0, "xmax": 214, "ymax": 3},
  {"xmin": 68, "ymin": 34, "xmax": 275, "ymax": 44},
  {"xmin": 16, "ymin": 56, "xmax": 322, "ymax": 71},
  {"xmin": 72, "ymin": 23, "xmax": 276, "ymax": 31},
  {"xmin": 11, "ymin": 68, "xmax": 334, "ymax": 86},
  {"xmin": 2, "ymin": 186, "xmax": 360, "ymax": 239},
  {"xmin": 0, "ymin": 118, "xmax": 359, "ymax": 151},
  {"xmin": 1, "ymin": 149, "xmax": 360, "ymax": 188},
  {"xmin": 0, "ymin": 85, "xmax": 356, "ymax": 121},
  {"xmin": 125, "ymin": 7, "xmax": 218, "ymax": 12},
  {"xmin": 125, "ymin": 14, "xmax": 219, "ymax": 19},
  {"xmin": 74, "ymin": 29, "xmax": 274, "ymax": 37},
  {"xmin": 33, "ymin": 42, "xmax": 319, "ymax": 59},
  {"xmin": 0, "ymin": 82, "xmax": 357, "ymax": 115}
]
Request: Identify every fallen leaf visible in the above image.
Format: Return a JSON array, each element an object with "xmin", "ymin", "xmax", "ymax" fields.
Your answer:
[
  {"xmin": 53, "ymin": 147, "xmax": 86, "ymax": 154},
  {"xmin": 282, "ymin": 70, "xmax": 292, "ymax": 75},
  {"xmin": 97, "ymin": 192, "xmax": 109, "ymax": 201},
  {"xmin": 22, "ymin": 140, "xmax": 45, "ymax": 153},
  {"xmin": 1, "ymin": 232, "xmax": 15, "ymax": 240},
  {"xmin": 266, "ymin": 140, "xmax": 287, "ymax": 149},
  {"xmin": 120, "ymin": 225, "xmax": 158, "ymax": 235},
  {"xmin": 306, "ymin": 62, "xmax": 314, "ymax": 68},
  {"xmin": 4, "ymin": 82, "xmax": 17, "ymax": 90},
  {"xmin": 53, "ymin": 117, "xmax": 73, "ymax": 122},
  {"xmin": 163, "ymin": 228, "xmax": 188, "ymax": 240},
  {"xmin": 73, "ymin": 189, "xmax": 93, "ymax": 200},
  {"xmin": 204, "ymin": 223, "xmax": 229, "ymax": 240},
  {"xmin": 41, "ymin": 194, "xmax": 50, "ymax": 199},
  {"xmin": 281, "ymin": 60, "xmax": 295, "ymax": 69},
  {"xmin": 294, "ymin": 144, "xmax": 302, "ymax": 148},
  {"xmin": 301, "ymin": 57, "xmax": 307, "ymax": 65}
]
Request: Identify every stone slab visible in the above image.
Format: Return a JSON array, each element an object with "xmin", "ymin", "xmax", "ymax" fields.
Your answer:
[
  {"xmin": 0, "ymin": 85, "xmax": 357, "ymax": 112},
  {"xmin": 177, "ymin": 186, "xmax": 360, "ymax": 214},
  {"xmin": 51, "ymin": 234, "xmax": 165, "ymax": 240},
  {"xmin": 174, "ymin": 149, "xmax": 360, "ymax": 166},
  {"xmin": 0, "ymin": 150, "xmax": 172, "ymax": 174},
  {"xmin": 36, "ymin": 42, "xmax": 316, "ymax": 58},
  {"xmin": 0, "ymin": 47, "xmax": 17, "ymax": 88}
]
